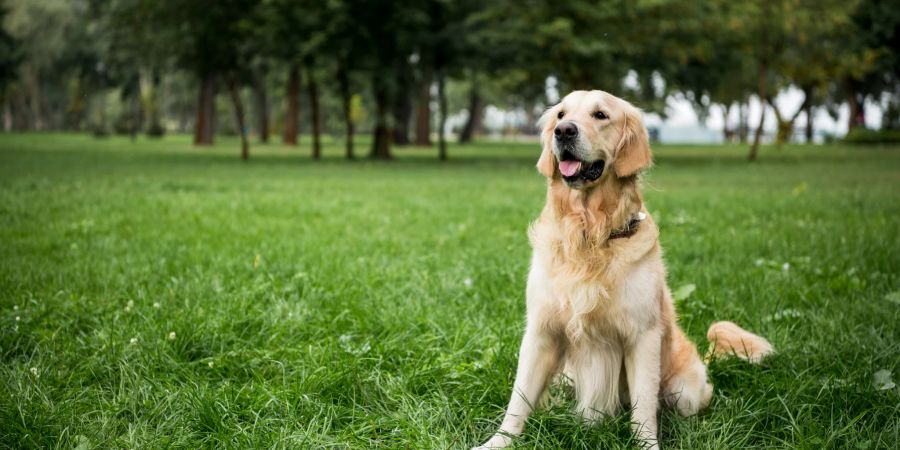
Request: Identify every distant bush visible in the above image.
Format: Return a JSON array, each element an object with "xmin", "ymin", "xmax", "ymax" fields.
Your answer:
[
  {"xmin": 146, "ymin": 122, "xmax": 165, "ymax": 138},
  {"xmin": 843, "ymin": 128, "xmax": 900, "ymax": 145},
  {"xmin": 113, "ymin": 115, "xmax": 134, "ymax": 135}
]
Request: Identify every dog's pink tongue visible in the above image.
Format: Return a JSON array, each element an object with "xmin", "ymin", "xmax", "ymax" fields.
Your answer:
[{"xmin": 559, "ymin": 160, "xmax": 582, "ymax": 177}]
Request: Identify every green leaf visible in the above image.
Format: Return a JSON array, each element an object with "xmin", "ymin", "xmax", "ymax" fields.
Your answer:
[
  {"xmin": 673, "ymin": 284, "xmax": 696, "ymax": 302},
  {"xmin": 873, "ymin": 369, "xmax": 896, "ymax": 391},
  {"xmin": 885, "ymin": 291, "xmax": 900, "ymax": 305}
]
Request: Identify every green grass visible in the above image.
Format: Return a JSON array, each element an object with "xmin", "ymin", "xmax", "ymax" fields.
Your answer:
[{"xmin": 1, "ymin": 133, "xmax": 898, "ymax": 449}]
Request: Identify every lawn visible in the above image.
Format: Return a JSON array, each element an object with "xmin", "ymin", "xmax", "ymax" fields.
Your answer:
[{"xmin": 1, "ymin": 133, "xmax": 898, "ymax": 449}]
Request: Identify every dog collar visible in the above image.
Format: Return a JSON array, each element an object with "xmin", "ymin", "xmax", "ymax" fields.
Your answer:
[{"xmin": 609, "ymin": 211, "xmax": 646, "ymax": 240}]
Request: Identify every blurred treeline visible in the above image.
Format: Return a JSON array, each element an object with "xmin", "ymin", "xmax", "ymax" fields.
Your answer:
[{"xmin": 0, "ymin": 0, "xmax": 898, "ymax": 159}]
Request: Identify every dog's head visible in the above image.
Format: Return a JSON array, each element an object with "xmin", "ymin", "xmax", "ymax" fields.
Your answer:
[{"xmin": 536, "ymin": 90, "xmax": 651, "ymax": 189}]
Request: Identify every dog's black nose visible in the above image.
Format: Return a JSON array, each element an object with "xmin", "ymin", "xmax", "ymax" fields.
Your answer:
[{"xmin": 554, "ymin": 122, "xmax": 578, "ymax": 139}]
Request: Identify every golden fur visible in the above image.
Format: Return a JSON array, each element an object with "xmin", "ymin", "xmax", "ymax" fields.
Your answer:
[{"xmin": 474, "ymin": 90, "xmax": 773, "ymax": 450}]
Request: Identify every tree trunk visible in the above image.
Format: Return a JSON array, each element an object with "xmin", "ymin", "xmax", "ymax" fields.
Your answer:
[
  {"xmin": 856, "ymin": 96, "xmax": 866, "ymax": 129},
  {"xmin": 253, "ymin": 72, "xmax": 269, "ymax": 143},
  {"xmin": 768, "ymin": 99, "xmax": 786, "ymax": 150},
  {"xmin": 3, "ymin": 101, "xmax": 11, "ymax": 131},
  {"xmin": 145, "ymin": 71, "xmax": 163, "ymax": 137},
  {"xmin": 738, "ymin": 102, "xmax": 749, "ymax": 143},
  {"xmin": 194, "ymin": 73, "xmax": 216, "ymax": 146},
  {"xmin": 749, "ymin": 103, "xmax": 766, "ymax": 161},
  {"xmin": 721, "ymin": 103, "xmax": 733, "ymax": 143},
  {"xmin": 748, "ymin": 63, "xmax": 767, "ymax": 161},
  {"xmin": 370, "ymin": 79, "xmax": 392, "ymax": 159},
  {"xmin": 130, "ymin": 76, "xmax": 141, "ymax": 142},
  {"xmin": 847, "ymin": 91, "xmax": 866, "ymax": 131},
  {"xmin": 392, "ymin": 90, "xmax": 412, "ymax": 145},
  {"xmin": 307, "ymin": 68, "xmax": 322, "ymax": 160},
  {"xmin": 24, "ymin": 65, "xmax": 44, "ymax": 130},
  {"xmin": 437, "ymin": 70, "xmax": 448, "ymax": 161},
  {"xmin": 414, "ymin": 68, "xmax": 432, "ymax": 146},
  {"xmin": 11, "ymin": 90, "xmax": 29, "ymax": 130},
  {"xmin": 177, "ymin": 97, "xmax": 189, "ymax": 133},
  {"xmin": 227, "ymin": 76, "xmax": 249, "ymax": 160},
  {"xmin": 524, "ymin": 100, "xmax": 537, "ymax": 134},
  {"xmin": 204, "ymin": 78, "xmax": 215, "ymax": 143},
  {"xmin": 805, "ymin": 104, "xmax": 814, "ymax": 143},
  {"xmin": 338, "ymin": 64, "xmax": 354, "ymax": 159},
  {"xmin": 283, "ymin": 64, "xmax": 300, "ymax": 146},
  {"xmin": 96, "ymin": 90, "xmax": 108, "ymax": 136},
  {"xmin": 769, "ymin": 92, "xmax": 809, "ymax": 149},
  {"xmin": 459, "ymin": 86, "xmax": 483, "ymax": 143}
]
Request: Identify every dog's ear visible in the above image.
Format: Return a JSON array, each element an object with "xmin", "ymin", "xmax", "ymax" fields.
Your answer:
[
  {"xmin": 536, "ymin": 105, "xmax": 559, "ymax": 178},
  {"xmin": 614, "ymin": 104, "xmax": 652, "ymax": 178}
]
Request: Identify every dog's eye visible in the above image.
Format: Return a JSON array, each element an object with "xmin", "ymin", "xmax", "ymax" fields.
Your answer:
[
  {"xmin": 592, "ymin": 111, "xmax": 608, "ymax": 120},
  {"xmin": 557, "ymin": 111, "xmax": 565, "ymax": 120}
]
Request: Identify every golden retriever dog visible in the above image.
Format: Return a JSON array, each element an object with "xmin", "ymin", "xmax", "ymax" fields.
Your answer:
[{"xmin": 473, "ymin": 90, "xmax": 773, "ymax": 449}]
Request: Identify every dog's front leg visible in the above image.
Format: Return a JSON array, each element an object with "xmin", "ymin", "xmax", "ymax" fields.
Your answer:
[
  {"xmin": 625, "ymin": 327, "xmax": 662, "ymax": 450},
  {"xmin": 474, "ymin": 328, "xmax": 562, "ymax": 449}
]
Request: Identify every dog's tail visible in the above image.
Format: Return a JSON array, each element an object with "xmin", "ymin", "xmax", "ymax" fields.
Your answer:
[{"xmin": 705, "ymin": 321, "xmax": 774, "ymax": 364}]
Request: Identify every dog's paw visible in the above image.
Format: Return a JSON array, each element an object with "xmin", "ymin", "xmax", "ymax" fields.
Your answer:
[{"xmin": 471, "ymin": 434, "xmax": 512, "ymax": 449}]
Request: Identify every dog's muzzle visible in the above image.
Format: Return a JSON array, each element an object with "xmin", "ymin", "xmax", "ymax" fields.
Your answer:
[{"xmin": 558, "ymin": 149, "xmax": 605, "ymax": 183}]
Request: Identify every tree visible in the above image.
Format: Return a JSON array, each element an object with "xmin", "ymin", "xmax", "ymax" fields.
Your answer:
[
  {"xmin": 423, "ymin": 0, "xmax": 485, "ymax": 159},
  {"xmin": 0, "ymin": 6, "xmax": 15, "ymax": 79},
  {"xmin": 412, "ymin": 64, "xmax": 433, "ymax": 146},
  {"xmin": 162, "ymin": 0, "xmax": 259, "ymax": 156},
  {"xmin": 140, "ymin": 0, "xmax": 259, "ymax": 156},
  {"xmin": 250, "ymin": 60, "xmax": 270, "ymax": 143},
  {"xmin": 305, "ymin": 62, "xmax": 321, "ymax": 159},
  {"xmin": 391, "ymin": 66, "xmax": 414, "ymax": 146},
  {"xmin": 322, "ymin": 0, "xmax": 369, "ymax": 159},
  {"xmin": 0, "ymin": 3, "xmax": 22, "ymax": 129},
  {"xmin": 732, "ymin": 0, "xmax": 791, "ymax": 161},
  {"xmin": 283, "ymin": 64, "xmax": 300, "ymax": 146},
  {"xmin": 348, "ymin": 0, "xmax": 428, "ymax": 159},
  {"xmin": 839, "ymin": 0, "xmax": 900, "ymax": 131},
  {"xmin": 4, "ymin": 0, "xmax": 88, "ymax": 130},
  {"xmin": 258, "ymin": 0, "xmax": 333, "ymax": 158},
  {"xmin": 642, "ymin": 1, "xmax": 754, "ymax": 141},
  {"xmin": 102, "ymin": 0, "xmax": 178, "ymax": 138},
  {"xmin": 763, "ymin": 0, "xmax": 858, "ymax": 147},
  {"xmin": 458, "ymin": 75, "xmax": 484, "ymax": 143}
]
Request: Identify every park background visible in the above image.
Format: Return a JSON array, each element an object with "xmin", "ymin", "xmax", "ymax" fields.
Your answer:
[{"xmin": 1, "ymin": 0, "xmax": 899, "ymax": 449}]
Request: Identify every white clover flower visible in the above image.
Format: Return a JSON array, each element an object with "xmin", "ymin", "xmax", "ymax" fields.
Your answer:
[
  {"xmin": 874, "ymin": 369, "xmax": 896, "ymax": 391},
  {"xmin": 153, "ymin": 302, "xmax": 161, "ymax": 309},
  {"xmin": 167, "ymin": 332, "xmax": 176, "ymax": 341},
  {"xmin": 125, "ymin": 300, "xmax": 134, "ymax": 312},
  {"xmin": 464, "ymin": 277, "xmax": 473, "ymax": 288},
  {"xmin": 30, "ymin": 367, "xmax": 38, "ymax": 377},
  {"xmin": 782, "ymin": 262, "xmax": 790, "ymax": 272},
  {"xmin": 208, "ymin": 361, "xmax": 214, "ymax": 368},
  {"xmin": 129, "ymin": 337, "xmax": 138, "ymax": 345},
  {"xmin": 15, "ymin": 316, "xmax": 20, "ymax": 321},
  {"xmin": 339, "ymin": 334, "xmax": 371, "ymax": 355}
]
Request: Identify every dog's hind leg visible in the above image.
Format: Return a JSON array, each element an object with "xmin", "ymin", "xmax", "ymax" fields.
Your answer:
[
  {"xmin": 661, "ymin": 327, "xmax": 713, "ymax": 417},
  {"xmin": 660, "ymin": 320, "xmax": 774, "ymax": 416}
]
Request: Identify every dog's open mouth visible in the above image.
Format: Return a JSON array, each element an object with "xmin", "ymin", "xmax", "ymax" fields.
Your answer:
[{"xmin": 559, "ymin": 150, "xmax": 605, "ymax": 182}]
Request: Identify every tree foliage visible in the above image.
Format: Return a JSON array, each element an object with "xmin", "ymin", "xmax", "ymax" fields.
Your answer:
[{"xmin": 1, "ymin": 0, "xmax": 897, "ymax": 159}]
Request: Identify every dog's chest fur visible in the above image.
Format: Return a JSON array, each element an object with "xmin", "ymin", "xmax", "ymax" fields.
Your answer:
[{"xmin": 527, "ymin": 212, "xmax": 663, "ymax": 345}]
